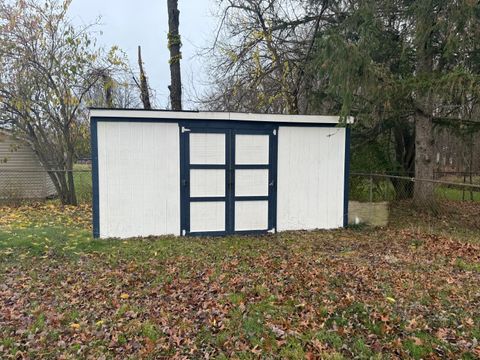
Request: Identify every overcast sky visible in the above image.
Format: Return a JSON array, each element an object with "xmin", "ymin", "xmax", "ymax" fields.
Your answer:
[{"xmin": 68, "ymin": 0, "xmax": 217, "ymax": 109}]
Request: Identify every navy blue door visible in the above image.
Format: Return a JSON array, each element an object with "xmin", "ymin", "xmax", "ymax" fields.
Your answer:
[{"xmin": 180, "ymin": 123, "xmax": 277, "ymax": 236}]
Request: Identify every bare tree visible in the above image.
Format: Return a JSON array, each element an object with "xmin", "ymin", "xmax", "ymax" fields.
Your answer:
[
  {"xmin": 0, "ymin": 0, "xmax": 123, "ymax": 205},
  {"xmin": 203, "ymin": 0, "xmax": 331, "ymax": 114},
  {"xmin": 167, "ymin": 0, "xmax": 182, "ymax": 110}
]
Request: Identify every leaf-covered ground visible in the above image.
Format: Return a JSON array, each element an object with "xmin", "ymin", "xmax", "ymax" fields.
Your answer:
[{"xmin": 1, "ymin": 204, "xmax": 479, "ymax": 359}]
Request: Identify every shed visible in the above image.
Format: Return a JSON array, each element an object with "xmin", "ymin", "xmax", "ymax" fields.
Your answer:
[
  {"xmin": 90, "ymin": 109, "xmax": 352, "ymax": 238},
  {"xmin": 0, "ymin": 130, "xmax": 56, "ymax": 201}
]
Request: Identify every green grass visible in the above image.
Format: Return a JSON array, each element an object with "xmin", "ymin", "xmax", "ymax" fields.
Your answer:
[
  {"xmin": 436, "ymin": 186, "xmax": 480, "ymax": 201},
  {"xmin": 455, "ymin": 258, "xmax": 480, "ymax": 273},
  {"xmin": 72, "ymin": 164, "xmax": 92, "ymax": 203}
]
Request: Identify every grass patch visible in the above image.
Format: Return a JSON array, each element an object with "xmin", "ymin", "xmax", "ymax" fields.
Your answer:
[
  {"xmin": 437, "ymin": 186, "xmax": 480, "ymax": 201},
  {"xmin": 455, "ymin": 258, "xmax": 480, "ymax": 273}
]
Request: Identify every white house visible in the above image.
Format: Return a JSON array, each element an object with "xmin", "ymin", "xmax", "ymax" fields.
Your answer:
[
  {"xmin": 0, "ymin": 130, "xmax": 56, "ymax": 201},
  {"xmin": 90, "ymin": 109, "xmax": 352, "ymax": 238}
]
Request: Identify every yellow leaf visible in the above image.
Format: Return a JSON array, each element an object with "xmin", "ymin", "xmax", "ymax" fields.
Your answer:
[
  {"xmin": 95, "ymin": 320, "xmax": 104, "ymax": 326},
  {"xmin": 120, "ymin": 293, "xmax": 129, "ymax": 299},
  {"xmin": 70, "ymin": 323, "xmax": 80, "ymax": 329},
  {"xmin": 386, "ymin": 297, "xmax": 396, "ymax": 303}
]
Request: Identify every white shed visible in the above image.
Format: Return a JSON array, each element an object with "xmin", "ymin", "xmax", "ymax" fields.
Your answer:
[{"xmin": 90, "ymin": 109, "xmax": 352, "ymax": 238}]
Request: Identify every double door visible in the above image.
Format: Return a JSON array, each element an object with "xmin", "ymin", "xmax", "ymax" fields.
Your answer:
[{"xmin": 180, "ymin": 123, "xmax": 277, "ymax": 236}]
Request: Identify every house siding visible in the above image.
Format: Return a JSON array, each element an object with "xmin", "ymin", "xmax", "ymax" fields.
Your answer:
[{"xmin": 0, "ymin": 131, "xmax": 56, "ymax": 200}]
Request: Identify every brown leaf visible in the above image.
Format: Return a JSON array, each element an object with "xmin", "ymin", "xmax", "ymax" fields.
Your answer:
[{"xmin": 411, "ymin": 337, "xmax": 423, "ymax": 346}]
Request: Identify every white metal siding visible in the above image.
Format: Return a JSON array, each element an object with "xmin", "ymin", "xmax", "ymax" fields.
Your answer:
[
  {"xmin": 97, "ymin": 122, "xmax": 180, "ymax": 238},
  {"xmin": 277, "ymin": 126, "xmax": 346, "ymax": 230}
]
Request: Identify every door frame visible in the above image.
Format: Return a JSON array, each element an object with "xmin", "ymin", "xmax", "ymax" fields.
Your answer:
[{"xmin": 179, "ymin": 120, "xmax": 278, "ymax": 236}]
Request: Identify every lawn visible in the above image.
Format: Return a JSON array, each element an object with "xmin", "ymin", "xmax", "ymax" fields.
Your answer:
[
  {"xmin": 72, "ymin": 164, "xmax": 92, "ymax": 203},
  {"xmin": 1, "ymin": 204, "xmax": 479, "ymax": 359}
]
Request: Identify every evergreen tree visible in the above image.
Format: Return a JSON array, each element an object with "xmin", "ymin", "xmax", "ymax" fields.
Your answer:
[{"xmin": 311, "ymin": 0, "xmax": 480, "ymax": 203}]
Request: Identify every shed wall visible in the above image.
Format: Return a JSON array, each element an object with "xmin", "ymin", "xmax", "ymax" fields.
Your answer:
[
  {"xmin": 97, "ymin": 122, "xmax": 180, "ymax": 238},
  {"xmin": 277, "ymin": 126, "xmax": 346, "ymax": 230}
]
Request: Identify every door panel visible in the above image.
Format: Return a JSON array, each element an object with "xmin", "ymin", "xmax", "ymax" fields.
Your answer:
[
  {"xmin": 190, "ymin": 201, "xmax": 225, "ymax": 232},
  {"xmin": 235, "ymin": 169, "xmax": 269, "ymax": 197},
  {"xmin": 233, "ymin": 132, "xmax": 273, "ymax": 233},
  {"xmin": 189, "ymin": 133, "xmax": 225, "ymax": 164},
  {"xmin": 235, "ymin": 201, "xmax": 269, "ymax": 231},
  {"xmin": 235, "ymin": 134, "xmax": 270, "ymax": 164},
  {"xmin": 190, "ymin": 169, "xmax": 225, "ymax": 197}
]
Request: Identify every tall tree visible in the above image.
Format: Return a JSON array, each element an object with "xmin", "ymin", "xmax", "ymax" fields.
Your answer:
[
  {"xmin": 413, "ymin": 0, "xmax": 436, "ymax": 202},
  {"xmin": 310, "ymin": 0, "xmax": 480, "ymax": 203},
  {"xmin": 0, "ymin": 0, "xmax": 123, "ymax": 205},
  {"xmin": 167, "ymin": 0, "xmax": 182, "ymax": 110}
]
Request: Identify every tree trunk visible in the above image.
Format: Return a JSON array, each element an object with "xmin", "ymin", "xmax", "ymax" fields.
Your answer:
[
  {"xmin": 52, "ymin": 139, "xmax": 78, "ymax": 206},
  {"xmin": 392, "ymin": 120, "xmax": 415, "ymax": 199},
  {"xmin": 414, "ymin": 112, "xmax": 435, "ymax": 203},
  {"xmin": 138, "ymin": 46, "xmax": 152, "ymax": 109},
  {"xmin": 413, "ymin": 0, "xmax": 435, "ymax": 205},
  {"xmin": 35, "ymin": 144, "xmax": 77, "ymax": 206},
  {"xmin": 102, "ymin": 72, "xmax": 113, "ymax": 108},
  {"xmin": 48, "ymin": 170, "xmax": 68, "ymax": 204},
  {"xmin": 167, "ymin": 0, "xmax": 182, "ymax": 111}
]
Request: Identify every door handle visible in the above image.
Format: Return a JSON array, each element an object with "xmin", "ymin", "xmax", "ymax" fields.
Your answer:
[{"xmin": 269, "ymin": 180, "xmax": 275, "ymax": 187}]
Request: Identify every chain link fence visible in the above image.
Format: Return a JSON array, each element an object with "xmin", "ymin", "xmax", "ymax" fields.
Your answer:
[
  {"xmin": 349, "ymin": 172, "xmax": 480, "ymax": 234},
  {"xmin": 1, "ymin": 167, "xmax": 478, "ymax": 235},
  {"xmin": 0, "ymin": 167, "xmax": 92, "ymax": 204}
]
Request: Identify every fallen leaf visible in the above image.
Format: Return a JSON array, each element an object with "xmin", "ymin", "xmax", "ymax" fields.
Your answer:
[{"xmin": 411, "ymin": 336, "xmax": 423, "ymax": 346}]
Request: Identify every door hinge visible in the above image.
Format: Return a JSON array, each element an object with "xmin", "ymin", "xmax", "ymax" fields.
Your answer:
[
  {"xmin": 181, "ymin": 127, "xmax": 191, "ymax": 133},
  {"xmin": 273, "ymin": 129, "xmax": 277, "ymax": 135}
]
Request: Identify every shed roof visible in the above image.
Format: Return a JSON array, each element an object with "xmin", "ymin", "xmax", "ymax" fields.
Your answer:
[{"xmin": 89, "ymin": 109, "xmax": 354, "ymax": 125}]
